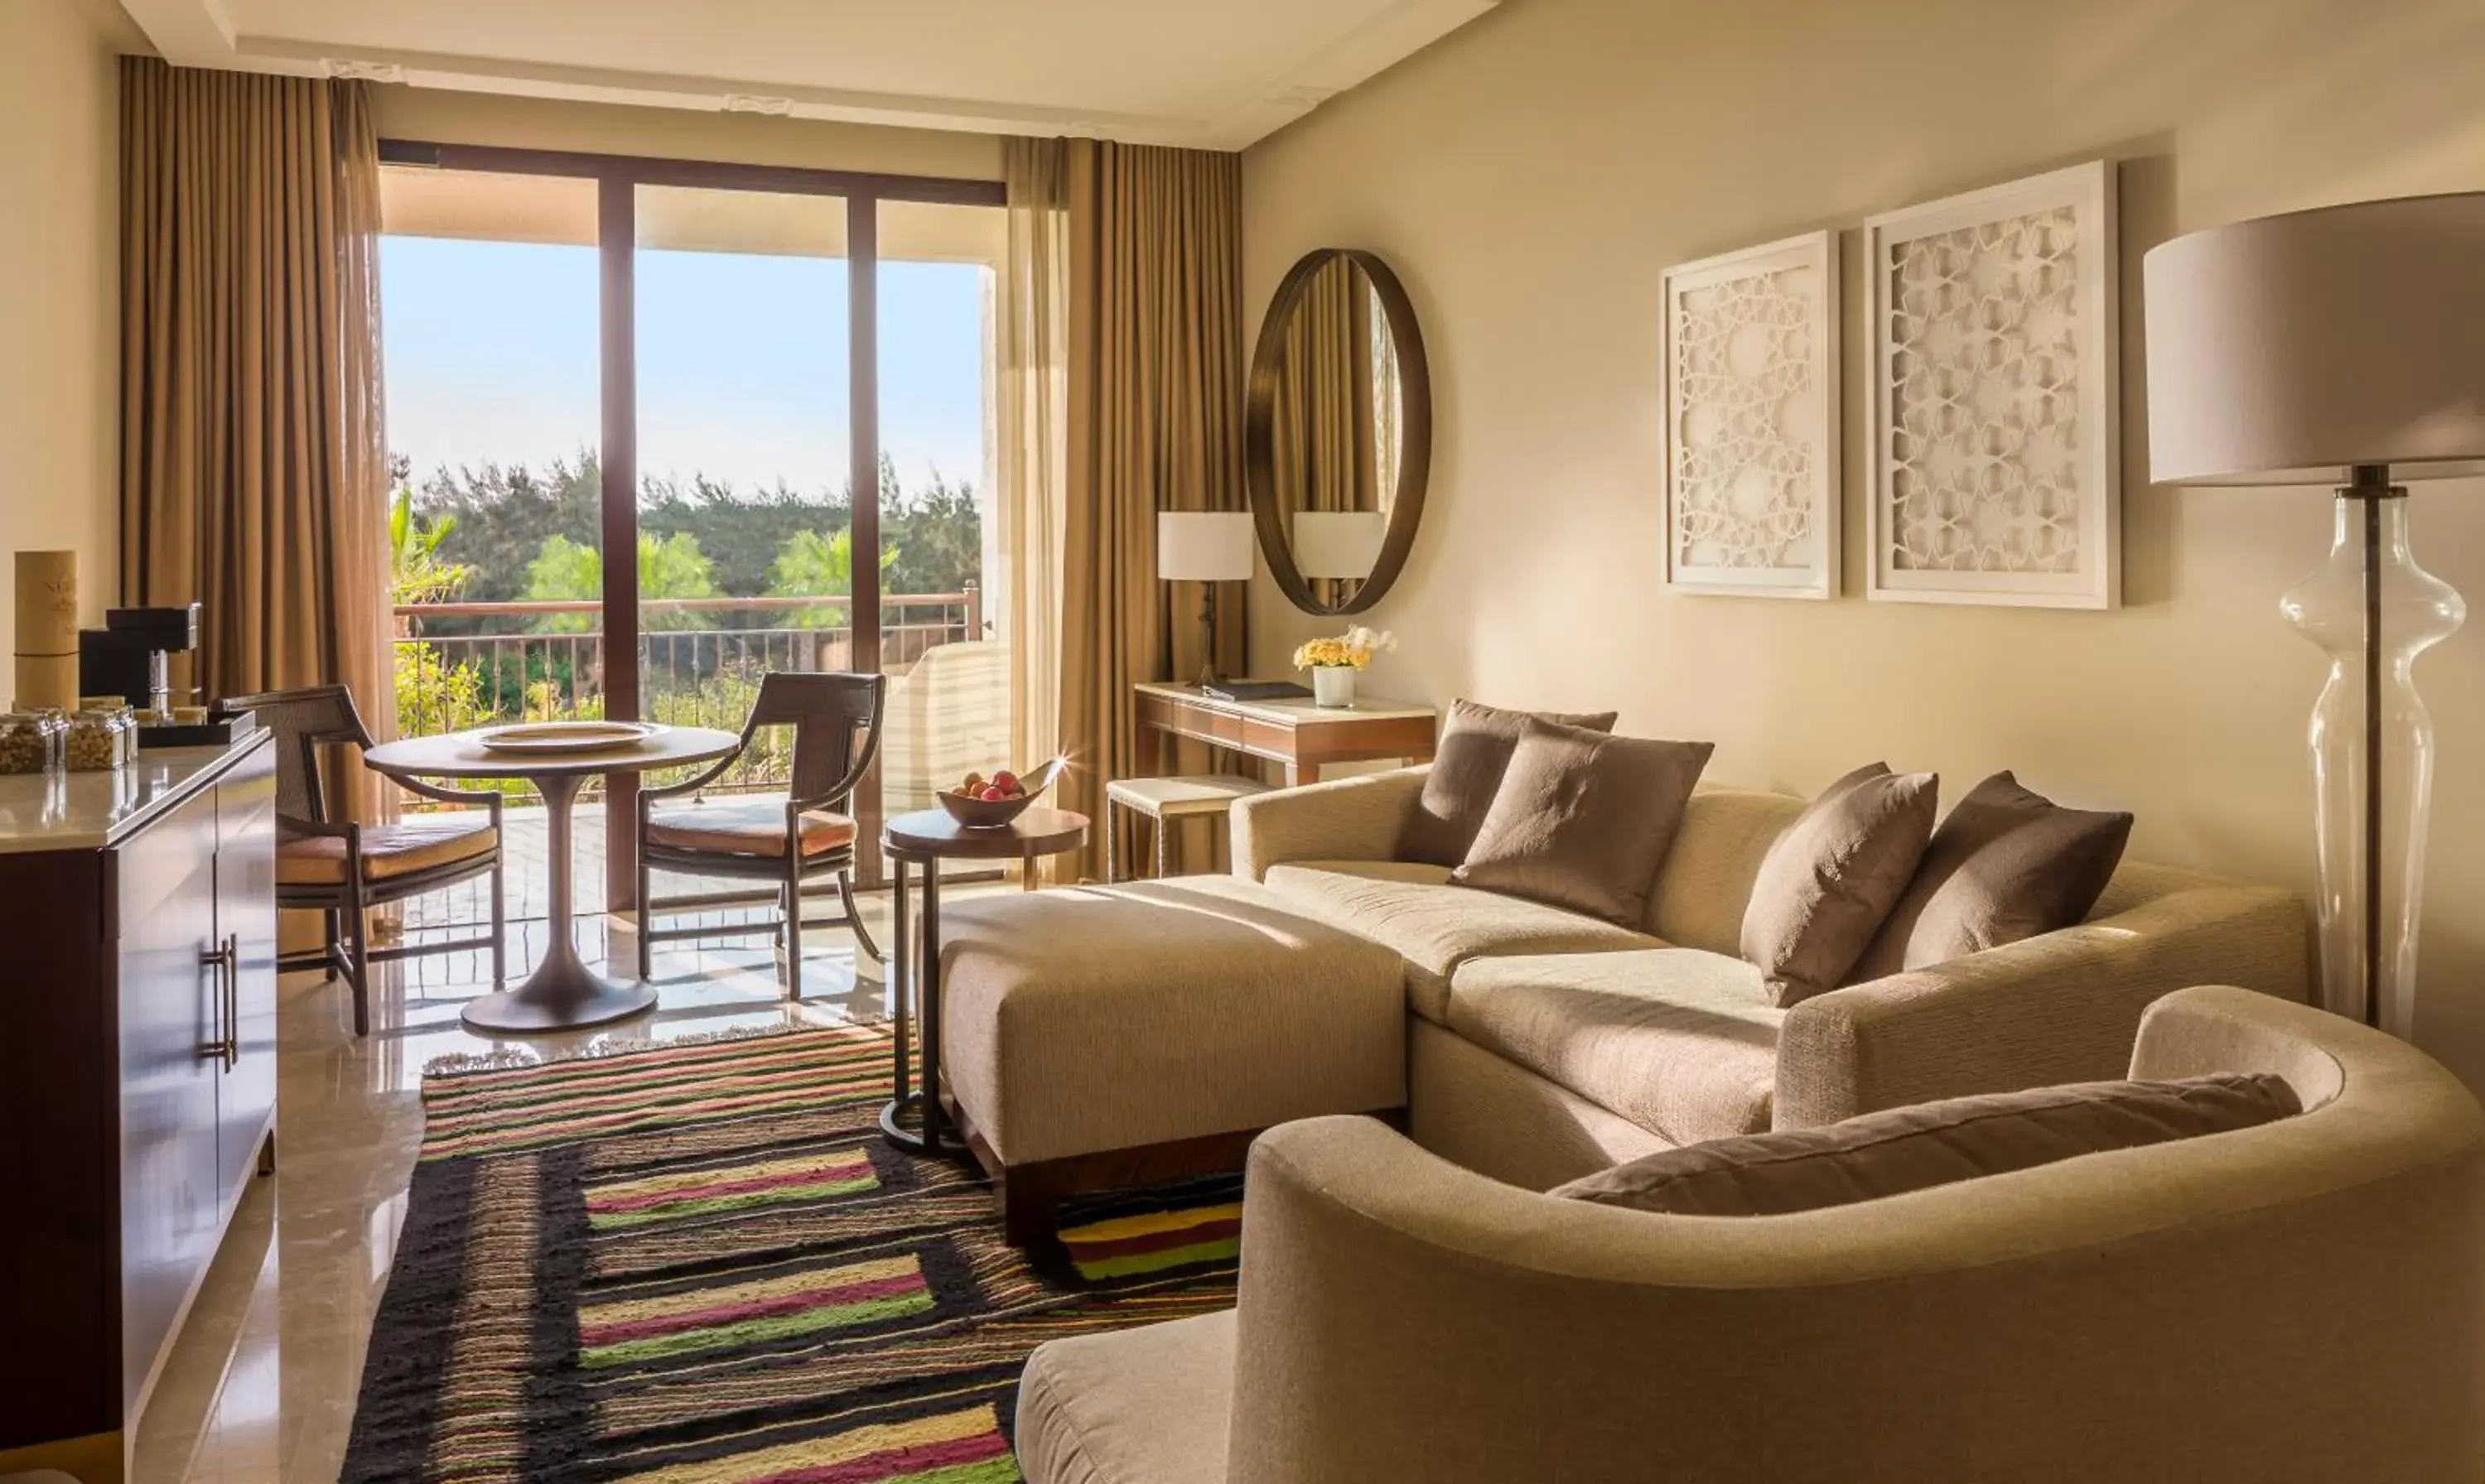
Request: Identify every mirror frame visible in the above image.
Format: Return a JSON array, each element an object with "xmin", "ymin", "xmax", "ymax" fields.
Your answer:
[{"xmin": 1245, "ymin": 248, "xmax": 1433, "ymax": 616}]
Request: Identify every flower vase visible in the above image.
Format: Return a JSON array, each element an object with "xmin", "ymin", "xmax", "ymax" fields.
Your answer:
[{"xmin": 1311, "ymin": 666, "xmax": 1357, "ymax": 709}]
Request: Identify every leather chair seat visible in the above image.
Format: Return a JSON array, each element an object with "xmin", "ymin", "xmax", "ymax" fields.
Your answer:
[
  {"xmin": 645, "ymin": 794, "xmax": 859, "ymax": 858},
  {"xmin": 277, "ymin": 815, "xmax": 499, "ymax": 885}
]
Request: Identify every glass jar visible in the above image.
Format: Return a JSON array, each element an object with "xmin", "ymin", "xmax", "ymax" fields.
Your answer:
[
  {"xmin": 0, "ymin": 711, "xmax": 62, "ymax": 774},
  {"xmin": 65, "ymin": 709, "xmax": 127, "ymax": 772}
]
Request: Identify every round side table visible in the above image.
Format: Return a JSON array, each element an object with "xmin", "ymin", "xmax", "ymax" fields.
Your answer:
[
  {"xmin": 364, "ymin": 724, "xmax": 741, "ymax": 1034},
  {"xmin": 877, "ymin": 806, "xmax": 1088, "ymax": 1156}
]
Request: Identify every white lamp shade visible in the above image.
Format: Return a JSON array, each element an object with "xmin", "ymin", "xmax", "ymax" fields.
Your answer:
[
  {"xmin": 1292, "ymin": 510, "xmax": 1387, "ymax": 580},
  {"xmin": 1156, "ymin": 511, "xmax": 1256, "ymax": 582},
  {"xmin": 2144, "ymin": 193, "xmax": 2485, "ymax": 485}
]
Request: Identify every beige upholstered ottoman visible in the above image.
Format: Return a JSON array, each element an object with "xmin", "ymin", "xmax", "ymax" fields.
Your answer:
[{"xmin": 936, "ymin": 874, "xmax": 1407, "ymax": 1243}]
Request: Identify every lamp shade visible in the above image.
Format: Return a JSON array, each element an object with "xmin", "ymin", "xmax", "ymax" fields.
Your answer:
[
  {"xmin": 2144, "ymin": 193, "xmax": 2485, "ymax": 484},
  {"xmin": 1156, "ymin": 512, "xmax": 1255, "ymax": 582},
  {"xmin": 1293, "ymin": 510, "xmax": 1387, "ymax": 580}
]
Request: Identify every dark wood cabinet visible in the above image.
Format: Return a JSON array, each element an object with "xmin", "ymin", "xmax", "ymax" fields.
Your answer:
[{"xmin": 0, "ymin": 735, "xmax": 278, "ymax": 1483}]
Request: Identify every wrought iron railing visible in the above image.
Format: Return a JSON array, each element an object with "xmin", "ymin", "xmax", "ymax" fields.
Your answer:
[{"xmin": 392, "ymin": 587, "xmax": 982, "ymax": 797}]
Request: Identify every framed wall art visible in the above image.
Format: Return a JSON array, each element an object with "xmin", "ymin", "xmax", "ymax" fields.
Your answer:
[
  {"xmin": 1661, "ymin": 229, "xmax": 1840, "ymax": 599},
  {"xmin": 1864, "ymin": 161, "xmax": 2119, "ymax": 609}
]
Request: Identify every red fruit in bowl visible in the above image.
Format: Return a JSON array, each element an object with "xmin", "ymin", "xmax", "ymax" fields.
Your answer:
[
  {"xmin": 991, "ymin": 769, "xmax": 1021, "ymax": 794},
  {"xmin": 979, "ymin": 785, "xmax": 1010, "ymax": 802}
]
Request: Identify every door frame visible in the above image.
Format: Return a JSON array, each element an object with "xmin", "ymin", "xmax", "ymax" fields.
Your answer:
[{"xmin": 377, "ymin": 139, "xmax": 1004, "ymax": 904}]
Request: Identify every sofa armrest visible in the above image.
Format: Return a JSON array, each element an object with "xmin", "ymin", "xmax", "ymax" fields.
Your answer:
[
  {"xmin": 1228, "ymin": 766, "xmax": 1428, "ymax": 881},
  {"xmin": 1773, "ymin": 881, "xmax": 2310, "ymax": 1128}
]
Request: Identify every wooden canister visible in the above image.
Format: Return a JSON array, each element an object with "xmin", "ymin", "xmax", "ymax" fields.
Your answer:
[{"xmin": 14, "ymin": 551, "xmax": 80, "ymax": 713}]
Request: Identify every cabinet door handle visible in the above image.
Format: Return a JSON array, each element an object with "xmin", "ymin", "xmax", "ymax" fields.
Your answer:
[
  {"xmin": 224, "ymin": 933, "xmax": 241, "ymax": 1071},
  {"xmin": 199, "ymin": 939, "xmax": 237, "ymax": 1063}
]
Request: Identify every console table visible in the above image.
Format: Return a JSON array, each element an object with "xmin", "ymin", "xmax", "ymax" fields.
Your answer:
[{"xmin": 1132, "ymin": 682, "xmax": 1436, "ymax": 786}]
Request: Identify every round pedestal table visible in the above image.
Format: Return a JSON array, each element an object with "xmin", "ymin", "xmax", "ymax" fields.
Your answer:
[
  {"xmin": 364, "ymin": 724, "xmax": 741, "ymax": 1034},
  {"xmin": 877, "ymin": 806, "xmax": 1089, "ymax": 1156}
]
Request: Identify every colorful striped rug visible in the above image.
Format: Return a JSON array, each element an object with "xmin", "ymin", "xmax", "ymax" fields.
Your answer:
[{"xmin": 342, "ymin": 1025, "xmax": 1241, "ymax": 1483}]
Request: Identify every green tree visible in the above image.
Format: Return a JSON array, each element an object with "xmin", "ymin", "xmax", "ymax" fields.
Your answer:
[
  {"xmin": 523, "ymin": 532, "xmax": 718, "ymax": 631},
  {"xmin": 767, "ymin": 528, "xmax": 898, "ymax": 625},
  {"xmin": 388, "ymin": 489, "xmax": 472, "ymax": 605},
  {"xmin": 884, "ymin": 467, "xmax": 982, "ymax": 600},
  {"xmin": 643, "ymin": 472, "xmax": 847, "ymax": 598}
]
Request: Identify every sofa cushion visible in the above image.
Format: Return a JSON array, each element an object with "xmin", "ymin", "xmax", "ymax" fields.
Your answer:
[
  {"xmin": 1262, "ymin": 860, "xmax": 1659, "ymax": 1024},
  {"xmin": 1398, "ymin": 699, "xmax": 1619, "ymax": 866},
  {"xmin": 1850, "ymin": 771, "xmax": 2134, "ymax": 981},
  {"xmin": 1446, "ymin": 949, "xmax": 1783, "ymax": 1147},
  {"xmin": 1552, "ymin": 1072, "xmax": 2301, "ymax": 1217},
  {"xmin": 1741, "ymin": 764, "xmax": 1939, "ymax": 1006},
  {"xmin": 1645, "ymin": 788, "xmax": 1810, "ymax": 952},
  {"xmin": 1016, "ymin": 1310, "xmax": 1233, "ymax": 1484},
  {"xmin": 937, "ymin": 876, "xmax": 1406, "ymax": 1165},
  {"xmin": 1453, "ymin": 720, "xmax": 1714, "ymax": 928}
]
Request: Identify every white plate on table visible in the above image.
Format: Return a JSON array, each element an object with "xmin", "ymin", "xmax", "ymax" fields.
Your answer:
[{"xmin": 474, "ymin": 720, "xmax": 661, "ymax": 754}]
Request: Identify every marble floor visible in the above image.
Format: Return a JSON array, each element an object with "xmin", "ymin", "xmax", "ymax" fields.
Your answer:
[{"xmin": 119, "ymin": 879, "xmax": 975, "ymax": 1484}]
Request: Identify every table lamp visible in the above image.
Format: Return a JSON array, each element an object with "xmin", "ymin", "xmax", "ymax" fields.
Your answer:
[
  {"xmin": 1156, "ymin": 512, "xmax": 1255, "ymax": 687},
  {"xmin": 1294, "ymin": 510, "xmax": 1387, "ymax": 586},
  {"xmin": 2144, "ymin": 193, "xmax": 2485, "ymax": 1038}
]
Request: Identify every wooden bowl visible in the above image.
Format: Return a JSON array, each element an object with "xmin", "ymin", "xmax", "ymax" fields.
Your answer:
[{"xmin": 936, "ymin": 758, "xmax": 1065, "ymax": 830}]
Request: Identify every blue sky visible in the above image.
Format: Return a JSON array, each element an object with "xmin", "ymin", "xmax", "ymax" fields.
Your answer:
[{"xmin": 380, "ymin": 236, "xmax": 988, "ymax": 501}]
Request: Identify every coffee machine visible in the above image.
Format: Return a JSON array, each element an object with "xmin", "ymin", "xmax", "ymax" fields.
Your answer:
[{"xmin": 79, "ymin": 604, "xmax": 200, "ymax": 716}]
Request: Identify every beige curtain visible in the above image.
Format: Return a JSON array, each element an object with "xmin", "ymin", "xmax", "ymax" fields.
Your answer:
[
  {"xmin": 1051, "ymin": 139, "xmax": 1247, "ymax": 882},
  {"xmin": 119, "ymin": 60, "xmax": 394, "ymax": 819},
  {"xmin": 999, "ymin": 138, "xmax": 1071, "ymax": 881}
]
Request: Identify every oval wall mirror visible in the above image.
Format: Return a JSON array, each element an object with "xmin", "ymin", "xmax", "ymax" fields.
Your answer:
[{"xmin": 1247, "ymin": 248, "xmax": 1432, "ymax": 615}]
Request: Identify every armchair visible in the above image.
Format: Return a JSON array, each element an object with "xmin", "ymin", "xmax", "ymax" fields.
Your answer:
[
  {"xmin": 222, "ymin": 685, "xmax": 505, "ymax": 1036},
  {"xmin": 635, "ymin": 671, "xmax": 885, "ymax": 996}
]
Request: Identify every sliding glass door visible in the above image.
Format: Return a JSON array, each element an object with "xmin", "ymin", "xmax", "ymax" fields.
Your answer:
[
  {"xmin": 871, "ymin": 199, "xmax": 1007, "ymax": 860},
  {"xmin": 376, "ymin": 142, "xmax": 1003, "ymax": 904}
]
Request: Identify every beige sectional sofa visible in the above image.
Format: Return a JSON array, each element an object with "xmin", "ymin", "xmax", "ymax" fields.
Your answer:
[
  {"xmin": 1232, "ymin": 765, "xmax": 2311, "ymax": 1190},
  {"xmin": 1017, "ymin": 986, "xmax": 2485, "ymax": 1483}
]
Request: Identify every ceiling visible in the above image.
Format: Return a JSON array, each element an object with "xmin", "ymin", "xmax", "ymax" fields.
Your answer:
[{"xmin": 115, "ymin": 0, "xmax": 1498, "ymax": 150}]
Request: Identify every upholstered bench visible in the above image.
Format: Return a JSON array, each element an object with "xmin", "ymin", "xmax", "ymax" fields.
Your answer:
[{"xmin": 935, "ymin": 875, "xmax": 1407, "ymax": 1243}]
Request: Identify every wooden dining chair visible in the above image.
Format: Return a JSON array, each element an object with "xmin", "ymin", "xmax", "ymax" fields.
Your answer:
[
  {"xmin": 635, "ymin": 671, "xmax": 885, "ymax": 996},
  {"xmin": 220, "ymin": 686, "xmax": 506, "ymax": 1036}
]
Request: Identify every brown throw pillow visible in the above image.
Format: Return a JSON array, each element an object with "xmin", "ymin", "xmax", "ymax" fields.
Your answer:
[
  {"xmin": 1740, "ymin": 764, "xmax": 1938, "ymax": 1008},
  {"xmin": 1846, "ymin": 771, "xmax": 2133, "ymax": 983},
  {"xmin": 1450, "ymin": 719, "xmax": 1713, "ymax": 927},
  {"xmin": 1552, "ymin": 1073, "xmax": 2301, "ymax": 1217},
  {"xmin": 1399, "ymin": 699, "xmax": 1619, "ymax": 867}
]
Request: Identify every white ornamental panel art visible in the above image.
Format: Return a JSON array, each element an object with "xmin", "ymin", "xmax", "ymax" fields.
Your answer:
[
  {"xmin": 1865, "ymin": 161, "xmax": 2120, "ymax": 608},
  {"xmin": 1662, "ymin": 231, "xmax": 1839, "ymax": 599}
]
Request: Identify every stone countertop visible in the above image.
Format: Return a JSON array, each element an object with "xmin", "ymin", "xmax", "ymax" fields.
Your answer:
[{"xmin": 0, "ymin": 733, "xmax": 269, "ymax": 854}]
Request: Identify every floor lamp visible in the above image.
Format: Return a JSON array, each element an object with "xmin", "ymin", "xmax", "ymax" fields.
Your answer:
[{"xmin": 2144, "ymin": 194, "xmax": 2484, "ymax": 1038}]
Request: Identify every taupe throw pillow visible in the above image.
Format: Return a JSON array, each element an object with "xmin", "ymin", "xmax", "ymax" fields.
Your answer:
[
  {"xmin": 1450, "ymin": 719, "xmax": 1713, "ymax": 928},
  {"xmin": 1846, "ymin": 771, "xmax": 2134, "ymax": 983},
  {"xmin": 1740, "ymin": 763, "xmax": 1938, "ymax": 1008},
  {"xmin": 1552, "ymin": 1073, "xmax": 2302, "ymax": 1217},
  {"xmin": 1399, "ymin": 699, "xmax": 1619, "ymax": 867}
]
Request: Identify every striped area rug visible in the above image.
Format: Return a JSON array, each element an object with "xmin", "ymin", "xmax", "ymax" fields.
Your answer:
[{"xmin": 342, "ymin": 1026, "xmax": 1240, "ymax": 1483}]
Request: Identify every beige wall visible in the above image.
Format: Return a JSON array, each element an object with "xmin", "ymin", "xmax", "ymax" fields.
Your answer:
[
  {"xmin": 372, "ymin": 87, "xmax": 1003, "ymax": 181},
  {"xmin": 0, "ymin": 0, "xmax": 125, "ymax": 662},
  {"xmin": 1242, "ymin": 0, "xmax": 2485, "ymax": 1086}
]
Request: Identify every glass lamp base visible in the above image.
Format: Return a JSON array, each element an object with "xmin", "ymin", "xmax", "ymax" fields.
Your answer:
[{"xmin": 2280, "ymin": 487, "xmax": 2464, "ymax": 1036}]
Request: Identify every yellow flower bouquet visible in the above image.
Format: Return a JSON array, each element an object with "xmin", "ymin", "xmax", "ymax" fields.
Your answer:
[
  {"xmin": 1291, "ymin": 626, "xmax": 1395, "ymax": 708},
  {"xmin": 1291, "ymin": 625, "xmax": 1397, "ymax": 671}
]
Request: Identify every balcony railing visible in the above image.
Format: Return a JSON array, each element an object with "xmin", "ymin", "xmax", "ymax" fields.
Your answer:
[{"xmin": 393, "ymin": 587, "xmax": 982, "ymax": 797}]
